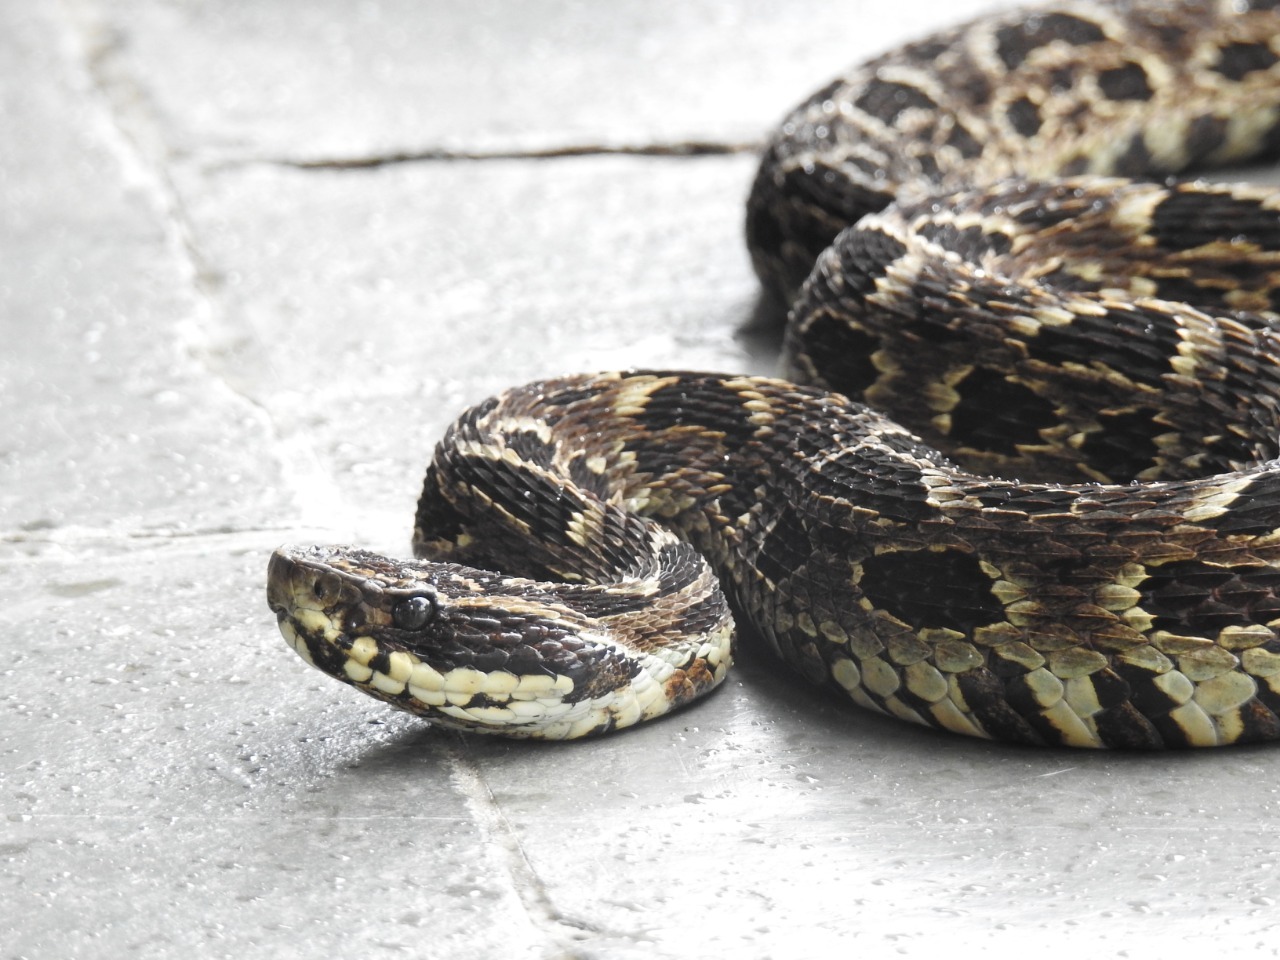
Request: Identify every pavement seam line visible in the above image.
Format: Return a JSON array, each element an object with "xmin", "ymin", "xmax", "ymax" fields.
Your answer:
[
  {"xmin": 445, "ymin": 740, "xmax": 604, "ymax": 958},
  {"xmin": 53, "ymin": 0, "xmax": 350, "ymax": 535},
  {"xmin": 259, "ymin": 140, "xmax": 764, "ymax": 170}
]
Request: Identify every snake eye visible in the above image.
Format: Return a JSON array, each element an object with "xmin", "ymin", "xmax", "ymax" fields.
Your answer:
[{"xmin": 392, "ymin": 592, "xmax": 439, "ymax": 630}]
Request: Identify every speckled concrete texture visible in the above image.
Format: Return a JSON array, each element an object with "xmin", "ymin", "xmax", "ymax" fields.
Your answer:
[{"xmin": 5, "ymin": 2, "xmax": 1280, "ymax": 958}]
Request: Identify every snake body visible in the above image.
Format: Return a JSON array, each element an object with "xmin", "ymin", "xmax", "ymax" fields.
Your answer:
[{"xmin": 268, "ymin": 0, "xmax": 1280, "ymax": 747}]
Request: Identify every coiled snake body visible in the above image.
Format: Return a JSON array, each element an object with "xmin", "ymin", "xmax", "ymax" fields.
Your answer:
[{"xmin": 268, "ymin": 0, "xmax": 1280, "ymax": 748}]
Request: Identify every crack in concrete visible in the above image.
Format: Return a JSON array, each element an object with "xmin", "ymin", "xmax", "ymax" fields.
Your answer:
[
  {"xmin": 46, "ymin": 7, "xmax": 609, "ymax": 954},
  {"xmin": 53, "ymin": 0, "xmax": 348, "ymax": 533},
  {"xmin": 55, "ymin": 0, "xmax": 220, "ymax": 322},
  {"xmin": 445, "ymin": 739, "xmax": 607, "ymax": 959},
  {"xmin": 267, "ymin": 139, "xmax": 763, "ymax": 170}
]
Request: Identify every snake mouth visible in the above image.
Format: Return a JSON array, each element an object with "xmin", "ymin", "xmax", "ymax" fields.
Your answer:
[
  {"xmin": 267, "ymin": 545, "xmax": 358, "ymax": 671},
  {"xmin": 267, "ymin": 544, "xmax": 318, "ymax": 612},
  {"xmin": 265, "ymin": 549, "xmax": 299, "ymax": 619},
  {"xmin": 268, "ymin": 550, "xmax": 335, "ymax": 651}
]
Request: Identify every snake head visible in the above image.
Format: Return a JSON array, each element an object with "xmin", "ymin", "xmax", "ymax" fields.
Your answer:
[{"xmin": 267, "ymin": 544, "xmax": 724, "ymax": 738}]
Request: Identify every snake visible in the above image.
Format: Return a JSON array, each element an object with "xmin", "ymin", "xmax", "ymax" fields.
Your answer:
[{"xmin": 267, "ymin": 0, "xmax": 1280, "ymax": 748}]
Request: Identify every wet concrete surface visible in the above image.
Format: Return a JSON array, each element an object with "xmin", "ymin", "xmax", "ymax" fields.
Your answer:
[{"xmin": 5, "ymin": 1, "xmax": 1280, "ymax": 957}]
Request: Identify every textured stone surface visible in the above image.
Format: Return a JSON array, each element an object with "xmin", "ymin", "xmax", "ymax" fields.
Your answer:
[{"xmin": 6, "ymin": 1, "xmax": 1280, "ymax": 958}]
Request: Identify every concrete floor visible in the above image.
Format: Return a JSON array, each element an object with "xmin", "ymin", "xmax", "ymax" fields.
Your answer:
[{"xmin": 5, "ymin": 1, "xmax": 1280, "ymax": 957}]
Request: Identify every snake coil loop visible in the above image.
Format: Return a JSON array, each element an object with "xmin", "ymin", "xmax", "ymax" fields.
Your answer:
[{"xmin": 269, "ymin": 0, "xmax": 1280, "ymax": 748}]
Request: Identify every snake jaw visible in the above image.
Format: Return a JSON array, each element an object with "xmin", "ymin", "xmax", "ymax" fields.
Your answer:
[{"xmin": 267, "ymin": 544, "xmax": 727, "ymax": 738}]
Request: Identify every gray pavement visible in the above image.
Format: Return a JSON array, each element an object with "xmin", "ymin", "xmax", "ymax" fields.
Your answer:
[{"xmin": 5, "ymin": 1, "xmax": 1280, "ymax": 958}]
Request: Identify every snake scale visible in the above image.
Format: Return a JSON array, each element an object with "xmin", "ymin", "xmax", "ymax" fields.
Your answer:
[{"xmin": 268, "ymin": 0, "xmax": 1280, "ymax": 748}]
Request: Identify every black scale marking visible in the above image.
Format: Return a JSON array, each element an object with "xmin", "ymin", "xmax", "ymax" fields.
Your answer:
[
  {"xmin": 1097, "ymin": 62, "xmax": 1153, "ymax": 100},
  {"xmin": 503, "ymin": 428, "xmax": 557, "ymax": 466},
  {"xmin": 956, "ymin": 669, "xmax": 1047, "ymax": 745},
  {"xmin": 857, "ymin": 549, "xmax": 1005, "ymax": 633},
  {"xmin": 1006, "ymin": 97, "xmax": 1043, "ymax": 137},
  {"xmin": 1075, "ymin": 409, "xmax": 1161, "ymax": 482},
  {"xmin": 797, "ymin": 314, "xmax": 881, "ymax": 396},
  {"xmin": 993, "ymin": 13, "xmax": 1107, "ymax": 71},
  {"xmin": 946, "ymin": 368, "xmax": 1059, "ymax": 457},
  {"xmin": 1024, "ymin": 303, "xmax": 1182, "ymax": 383},
  {"xmin": 1138, "ymin": 560, "xmax": 1280, "ymax": 635},
  {"xmin": 946, "ymin": 122, "xmax": 984, "ymax": 159},
  {"xmin": 854, "ymin": 79, "xmax": 938, "ymax": 125},
  {"xmin": 1149, "ymin": 190, "xmax": 1280, "ymax": 253},
  {"xmin": 1094, "ymin": 702, "xmax": 1164, "ymax": 749},
  {"xmin": 1213, "ymin": 41, "xmax": 1280, "ymax": 82}
]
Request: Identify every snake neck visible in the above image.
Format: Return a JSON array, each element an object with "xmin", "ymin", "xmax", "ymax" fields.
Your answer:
[
  {"xmin": 411, "ymin": 373, "xmax": 781, "ymax": 580},
  {"xmin": 409, "ymin": 372, "xmax": 944, "ymax": 624}
]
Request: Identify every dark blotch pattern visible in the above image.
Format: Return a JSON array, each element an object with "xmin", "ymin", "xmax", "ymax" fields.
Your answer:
[
  {"xmin": 414, "ymin": 464, "xmax": 470, "ymax": 547},
  {"xmin": 1048, "ymin": 66, "xmax": 1076, "ymax": 93},
  {"xmin": 1149, "ymin": 189, "xmax": 1280, "ymax": 251},
  {"xmin": 461, "ymin": 461, "xmax": 591, "ymax": 558},
  {"xmin": 858, "ymin": 549, "xmax": 1004, "ymax": 633},
  {"xmin": 1110, "ymin": 132, "xmax": 1152, "ymax": 175},
  {"xmin": 915, "ymin": 222, "xmax": 1014, "ymax": 258},
  {"xmin": 945, "ymin": 122, "xmax": 983, "ymax": 159},
  {"xmin": 831, "ymin": 227, "xmax": 910, "ymax": 294},
  {"xmin": 853, "ymin": 78, "xmax": 937, "ymax": 125},
  {"xmin": 1116, "ymin": 661, "xmax": 1182, "ymax": 718},
  {"xmin": 631, "ymin": 380, "xmax": 759, "ymax": 452},
  {"xmin": 504, "ymin": 428, "xmax": 556, "ymax": 466},
  {"xmin": 1255, "ymin": 670, "xmax": 1280, "ymax": 717},
  {"xmin": 1005, "ymin": 97, "xmax": 1042, "ymax": 137},
  {"xmin": 1075, "ymin": 409, "xmax": 1160, "ymax": 483},
  {"xmin": 1184, "ymin": 114, "xmax": 1230, "ymax": 163},
  {"xmin": 754, "ymin": 503, "xmax": 814, "ymax": 587},
  {"xmin": 901, "ymin": 38, "xmax": 950, "ymax": 64},
  {"xmin": 566, "ymin": 453, "xmax": 610, "ymax": 498},
  {"xmin": 1025, "ymin": 305, "xmax": 1181, "ymax": 385},
  {"xmin": 1213, "ymin": 41, "xmax": 1279, "ymax": 81},
  {"xmin": 793, "ymin": 158, "xmax": 896, "ymax": 221},
  {"xmin": 798, "ymin": 314, "xmax": 881, "ymax": 397},
  {"xmin": 1096, "ymin": 62, "xmax": 1153, "ymax": 100},
  {"xmin": 946, "ymin": 368, "xmax": 1059, "ymax": 456},
  {"xmin": 749, "ymin": 155, "xmax": 898, "ymax": 294},
  {"xmin": 1232, "ymin": 701, "xmax": 1280, "ymax": 744},
  {"xmin": 1042, "ymin": 667, "xmax": 1152, "ymax": 750},
  {"xmin": 993, "ymin": 13, "xmax": 1107, "ymax": 71},
  {"xmin": 1094, "ymin": 701, "xmax": 1164, "ymax": 749},
  {"xmin": 627, "ymin": 380, "xmax": 763, "ymax": 525},
  {"xmin": 799, "ymin": 77, "xmax": 846, "ymax": 113},
  {"xmin": 1139, "ymin": 561, "xmax": 1280, "ymax": 635}
]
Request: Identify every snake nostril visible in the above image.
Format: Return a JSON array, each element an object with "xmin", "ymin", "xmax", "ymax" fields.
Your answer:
[{"xmin": 312, "ymin": 573, "xmax": 342, "ymax": 603}]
